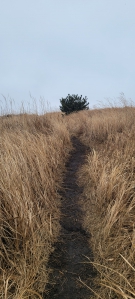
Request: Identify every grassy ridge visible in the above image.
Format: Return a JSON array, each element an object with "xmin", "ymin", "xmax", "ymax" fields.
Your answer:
[
  {"xmin": 0, "ymin": 113, "xmax": 71, "ymax": 298},
  {"xmin": 78, "ymin": 107, "xmax": 135, "ymax": 298},
  {"xmin": 1, "ymin": 107, "xmax": 135, "ymax": 298}
]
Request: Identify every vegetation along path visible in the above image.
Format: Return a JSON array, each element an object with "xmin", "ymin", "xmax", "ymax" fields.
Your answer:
[{"xmin": 45, "ymin": 137, "xmax": 96, "ymax": 299}]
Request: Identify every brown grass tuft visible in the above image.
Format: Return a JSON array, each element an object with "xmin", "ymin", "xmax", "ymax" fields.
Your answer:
[
  {"xmin": 0, "ymin": 112, "xmax": 71, "ymax": 298},
  {"xmin": 78, "ymin": 107, "xmax": 135, "ymax": 298}
]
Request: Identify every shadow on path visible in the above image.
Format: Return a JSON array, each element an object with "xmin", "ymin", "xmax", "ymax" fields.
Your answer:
[{"xmin": 45, "ymin": 137, "xmax": 96, "ymax": 299}]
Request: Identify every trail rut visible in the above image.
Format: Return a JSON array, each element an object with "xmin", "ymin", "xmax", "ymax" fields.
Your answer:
[{"xmin": 45, "ymin": 137, "xmax": 96, "ymax": 299}]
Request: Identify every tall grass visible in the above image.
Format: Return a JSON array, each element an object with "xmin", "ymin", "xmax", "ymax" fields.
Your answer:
[
  {"xmin": 1, "ymin": 106, "xmax": 135, "ymax": 298},
  {"xmin": 78, "ymin": 106, "xmax": 135, "ymax": 298},
  {"xmin": 0, "ymin": 112, "xmax": 71, "ymax": 298}
]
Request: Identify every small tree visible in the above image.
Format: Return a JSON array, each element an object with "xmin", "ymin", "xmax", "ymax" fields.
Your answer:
[{"xmin": 59, "ymin": 94, "xmax": 89, "ymax": 115}]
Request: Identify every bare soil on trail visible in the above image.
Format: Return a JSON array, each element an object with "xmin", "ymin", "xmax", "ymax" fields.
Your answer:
[{"xmin": 45, "ymin": 137, "xmax": 96, "ymax": 299}]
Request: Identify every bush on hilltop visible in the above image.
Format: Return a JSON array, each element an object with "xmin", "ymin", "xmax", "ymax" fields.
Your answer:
[{"xmin": 59, "ymin": 94, "xmax": 89, "ymax": 115}]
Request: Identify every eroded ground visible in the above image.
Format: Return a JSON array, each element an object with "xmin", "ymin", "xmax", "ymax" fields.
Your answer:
[{"xmin": 45, "ymin": 137, "xmax": 96, "ymax": 299}]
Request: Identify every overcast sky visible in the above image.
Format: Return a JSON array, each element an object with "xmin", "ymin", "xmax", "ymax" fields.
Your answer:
[{"xmin": 1, "ymin": 0, "xmax": 135, "ymax": 113}]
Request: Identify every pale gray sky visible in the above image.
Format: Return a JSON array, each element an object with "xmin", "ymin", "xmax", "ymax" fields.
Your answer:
[{"xmin": 1, "ymin": 0, "xmax": 135, "ymax": 113}]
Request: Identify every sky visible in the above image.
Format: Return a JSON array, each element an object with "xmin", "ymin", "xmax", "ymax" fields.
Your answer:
[{"xmin": 1, "ymin": 0, "xmax": 135, "ymax": 113}]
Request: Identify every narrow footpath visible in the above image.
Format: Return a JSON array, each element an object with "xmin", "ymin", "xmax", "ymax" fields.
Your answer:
[{"xmin": 45, "ymin": 137, "xmax": 96, "ymax": 299}]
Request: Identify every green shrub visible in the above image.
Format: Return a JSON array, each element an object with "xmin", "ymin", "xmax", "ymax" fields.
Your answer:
[{"xmin": 59, "ymin": 94, "xmax": 89, "ymax": 115}]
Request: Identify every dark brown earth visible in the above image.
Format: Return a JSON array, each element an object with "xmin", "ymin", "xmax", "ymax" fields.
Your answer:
[{"xmin": 45, "ymin": 137, "xmax": 96, "ymax": 299}]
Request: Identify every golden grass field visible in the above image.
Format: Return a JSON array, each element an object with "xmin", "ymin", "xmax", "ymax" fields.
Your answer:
[
  {"xmin": 79, "ymin": 106, "xmax": 135, "ymax": 298},
  {"xmin": 1, "ymin": 105, "xmax": 135, "ymax": 298},
  {"xmin": 0, "ymin": 112, "xmax": 72, "ymax": 298}
]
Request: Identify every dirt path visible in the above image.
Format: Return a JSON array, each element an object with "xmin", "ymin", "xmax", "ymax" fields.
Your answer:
[{"xmin": 45, "ymin": 137, "xmax": 96, "ymax": 299}]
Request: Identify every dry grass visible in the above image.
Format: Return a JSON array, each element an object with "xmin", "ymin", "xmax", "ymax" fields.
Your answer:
[
  {"xmin": 0, "ymin": 112, "xmax": 72, "ymax": 298},
  {"xmin": 1, "ymin": 106, "xmax": 135, "ymax": 298},
  {"xmin": 78, "ymin": 106, "xmax": 135, "ymax": 298}
]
